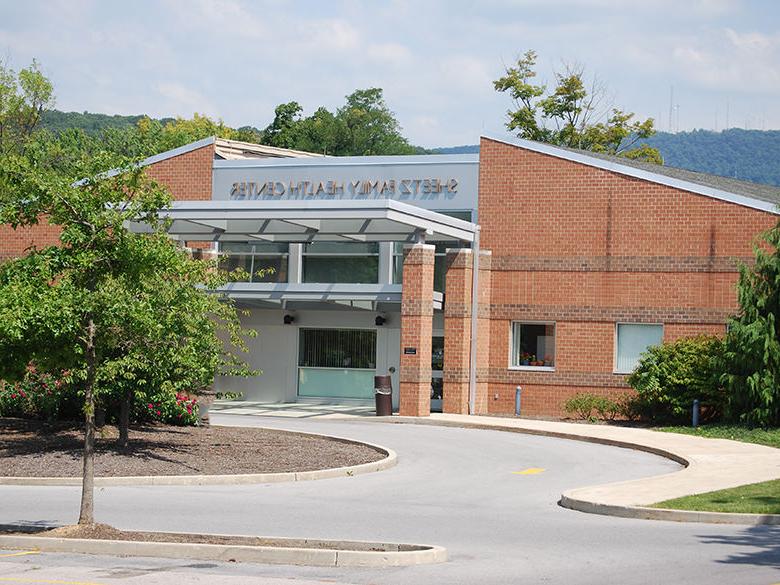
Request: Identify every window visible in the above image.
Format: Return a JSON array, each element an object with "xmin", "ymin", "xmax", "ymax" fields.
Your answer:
[
  {"xmin": 511, "ymin": 322, "xmax": 555, "ymax": 368},
  {"xmin": 615, "ymin": 323, "xmax": 663, "ymax": 373},
  {"xmin": 303, "ymin": 242, "xmax": 379, "ymax": 284},
  {"xmin": 219, "ymin": 242, "xmax": 288, "ymax": 283},
  {"xmin": 297, "ymin": 328, "xmax": 377, "ymax": 400}
]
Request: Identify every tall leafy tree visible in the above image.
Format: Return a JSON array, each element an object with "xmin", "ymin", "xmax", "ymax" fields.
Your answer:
[
  {"xmin": 0, "ymin": 59, "xmax": 54, "ymax": 155},
  {"xmin": 260, "ymin": 89, "xmax": 416, "ymax": 156},
  {"xmin": 494, "ymin": 50, "xmax": 661, "ymax": 163},
  {"xmin": 721, "ymin": 223, "xmax": 780, "ymax": 427},
  {"xmin": 335, "ymin": 88, "xmax": 416, "ymax": 156},
  {"xmin": 0, "ymin": 63, "xmax": 255, "ymax": 523},
  {"xmin": 261, "ymin": 102, "xmax": 305, "ymax": 149}
]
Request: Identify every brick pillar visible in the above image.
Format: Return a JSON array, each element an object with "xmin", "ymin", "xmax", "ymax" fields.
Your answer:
[
  {"xmin": 474, "ymin": 250, "xmax": 492, "ymax": 414},
  {"xmin": 399, "ymin": 243, "xmax": 435, "ymax": 417},
  {"xmin": 443, "ymin": 249, "xmax": 473, "ymax": 414}
]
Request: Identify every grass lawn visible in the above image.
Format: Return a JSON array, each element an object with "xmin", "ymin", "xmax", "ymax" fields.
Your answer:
[
  {"xmin": 657, "ymin": 424, "xmax": 780, "ymax": 449},
  {"xmin": 654, "ymin": 479, "xmax": 780, "ymax": 514},
  {"xmin": 652, "ymin": 424, "xmax": 780, "ymax": 514}
]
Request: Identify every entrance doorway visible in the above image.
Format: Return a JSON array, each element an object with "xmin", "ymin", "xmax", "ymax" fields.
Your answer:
[
  {"xmin": 297, "ymin": 328, "xmax": 377, "ymax": 400},
  {"xmin": 431, "ymin": 335, "xmax": 444, "ymax": 412}
]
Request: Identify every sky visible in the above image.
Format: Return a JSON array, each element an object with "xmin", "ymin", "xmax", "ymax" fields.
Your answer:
[{"xmin": 1, "ymin": 0, "xmax": 779, "ymax": 148}]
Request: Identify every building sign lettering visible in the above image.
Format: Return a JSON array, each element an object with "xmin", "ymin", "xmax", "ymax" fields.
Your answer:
[{"xmin": 229, "ymin": 177, "xmax": 459, "ymax": 200}]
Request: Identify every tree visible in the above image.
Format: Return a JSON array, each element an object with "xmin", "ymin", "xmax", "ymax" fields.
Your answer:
[
  {"xmin": 259, "ymin": 89, "xmax": 416, "ymax": 156},
  {"xmin": 721, "ymin": 223, "xmax": 780, "ymax": 427},
  {"xmin": 261, "ymin": 102, "xmax": 305, "ymax": 149},
  {"xmin": 0, "ymin": 59, "xmax": 54, "ymax": 156},
  {"xmin": 335, "ymin": 88, "xmax": 416, "ymax": 156},
  {"xmin": 100, "ymin": 113, "xmax": 240, "ymax": 161},
  {"xmin": 0, "ymin": 93, "xmax": 255, "ymax": 523},
  {"xmin": 494, "ymin": 50, "xmax": 661, "ymax": 163}
]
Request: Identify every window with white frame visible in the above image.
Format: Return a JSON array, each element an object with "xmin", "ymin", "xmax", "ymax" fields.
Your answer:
[
  {"xmin": 615, "ymin": 323, "xmax": 663, "ymax": 373},
  {"xmin": 511, "ymin": 322, "xmax": 555, "ymax": 368}
]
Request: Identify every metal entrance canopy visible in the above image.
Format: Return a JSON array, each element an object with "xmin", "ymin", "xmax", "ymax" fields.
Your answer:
[
  {"xmin": 129, "ymin": 197, "xmax": 483, "ymax": 416},
  {"xmin": 134, "ymin": 199, "xmax": 478, "ymax": 243}
]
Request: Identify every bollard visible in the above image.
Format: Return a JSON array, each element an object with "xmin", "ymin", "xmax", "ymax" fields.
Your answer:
[
  {"xmin": 692, "ymin": 399, "xmax": 700, "ymax": 428},
  {"xmin": 515, "ymin": 386, "xmax": 522, "ymax": 417}
]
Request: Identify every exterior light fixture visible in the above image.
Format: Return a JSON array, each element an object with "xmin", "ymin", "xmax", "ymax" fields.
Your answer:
[
  {"xmin": 283, "ymin": 314, "xmax": 295, "ymax": 325},
  {"xmin": 375, "ymin": 315, "xmax": 387, "ymax": 326}
]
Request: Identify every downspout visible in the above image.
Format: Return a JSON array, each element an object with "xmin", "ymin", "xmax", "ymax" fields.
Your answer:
[{"xmin": 468, "ymin": 226, "xmax": 481, "ymax": 415}]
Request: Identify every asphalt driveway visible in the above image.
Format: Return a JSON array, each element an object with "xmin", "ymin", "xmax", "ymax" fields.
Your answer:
[{"xmin": 0, "ymin": 414, "xmax": 778, "ymax": 585}]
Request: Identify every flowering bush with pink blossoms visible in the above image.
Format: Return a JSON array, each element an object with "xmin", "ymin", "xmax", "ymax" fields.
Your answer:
[
  {"xmin": 0, "ymin": 366, "xmax": 77, "ymax": 421},
  {"xmin": 136, "ymin": 391, "xmax": 200, "ymax": 426}
]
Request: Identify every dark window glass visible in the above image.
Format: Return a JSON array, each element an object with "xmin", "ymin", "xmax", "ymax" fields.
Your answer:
[
  {"xmin": 512, "ymin": 323, "xmax": 556, "ymax": 367},
  {"xmin": 298, "ymin": 328, "xmax": 377, "ymax": 369},
  {"xmin": 303, "ymin": 242, "xmax": 379, "ymax": 284}
]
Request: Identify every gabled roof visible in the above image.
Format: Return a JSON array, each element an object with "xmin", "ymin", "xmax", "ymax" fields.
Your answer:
[{"xmin": 483, "ymin": 135, "xmax": 780, "ymax": 215}]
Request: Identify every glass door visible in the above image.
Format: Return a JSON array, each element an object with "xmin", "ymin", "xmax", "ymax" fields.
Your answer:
[{"xmin": 430, "ymin": 335, "xmax": 444, "ymax": 412}]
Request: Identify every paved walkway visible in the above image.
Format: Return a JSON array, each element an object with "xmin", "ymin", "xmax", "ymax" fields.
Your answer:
[
  {"xmin": 211, "ymin": 401, "xmax": 375, "ymax": 418},
  {"xmin": 398, "ymin": 414, "xmax": 780, "ymax": 518}
]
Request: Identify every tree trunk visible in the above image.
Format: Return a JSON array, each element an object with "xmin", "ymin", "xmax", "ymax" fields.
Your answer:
[
  {"xmin": 78, "ymin": 317, "xmax": 97, "ymax": 526},
  {"xmin": 117, "ymin": 388, "xmax": 131, "ymax": 450}
]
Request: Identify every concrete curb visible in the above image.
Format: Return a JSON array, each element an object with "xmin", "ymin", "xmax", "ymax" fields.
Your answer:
[
  {"xmin": 0, "ymin": 533, "xmax": 446, "ymax": 567},
  {"xmin": 0, "ymin": 430, "xmax": 397, "ymax": 487},
  {"xmin": 558, "ymin": 495, "xmax": 780, "ymax": 525},
  {"xmin": 380, "ymin": 415, "xmax": 780, "ymax": 525}
]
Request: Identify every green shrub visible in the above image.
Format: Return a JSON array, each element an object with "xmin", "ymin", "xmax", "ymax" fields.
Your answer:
[
  {"xmin": 135, "ymin": 390, "xmax": 200, "ymax": 426},
  {"xmin": 0, "ymin": 366, "xmax": 77, "ymax": 421},
  {"xmin": 564, "ymin": 392, "xmax": 623, "ymax": 422},
  {"xmin": 215, "ymin": 391, "xmax": 243, "ymax": 401},
  {"xmin": 627, "ymin": 335, "xmax": 725, "ymax": 423},
  {"xmin": 720, "ymin": 224, "xmax": 780, "ymax": 426}
]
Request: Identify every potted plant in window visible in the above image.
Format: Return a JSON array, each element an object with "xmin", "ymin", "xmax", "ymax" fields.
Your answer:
[{"xmin": 521, "ymin": 353, "xmax": 531, "ymax": 366}]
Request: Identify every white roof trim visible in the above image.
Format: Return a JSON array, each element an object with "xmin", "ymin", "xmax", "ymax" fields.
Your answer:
[{"xmin": 483, "ymin": 135, "xmax": 780, "ymax": 215}]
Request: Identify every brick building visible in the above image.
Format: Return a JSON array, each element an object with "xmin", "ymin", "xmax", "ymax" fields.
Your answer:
[{"xmin": 3, "ymin": 134, "xmax": 778, "ymax": 417}]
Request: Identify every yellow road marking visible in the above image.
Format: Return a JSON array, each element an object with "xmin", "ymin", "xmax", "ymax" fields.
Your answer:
[
  {"xmin": 513, "ymin": 468, "xmax": 546, "ymax": 475},
  {"xmin": 0, "ymin": 551, "xmax": 39, "ymax": 558},
  {"xmin": 0, "ymin": 578, "xmax": 107, "ymax": 585}
]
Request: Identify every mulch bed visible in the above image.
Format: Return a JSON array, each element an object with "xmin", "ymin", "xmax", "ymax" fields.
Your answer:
[
  {"xmin": 0, "ymin": 418, "xmax": 385, "ymax": 477},
  {"xmin": 5, "ymin": 523, "xmax": 396, "ymax": 551}
]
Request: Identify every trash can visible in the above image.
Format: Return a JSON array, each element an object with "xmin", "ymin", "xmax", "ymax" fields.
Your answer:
[{"xmin": 374, "ymin": 375, "xmax": 393, "ymax": 416}]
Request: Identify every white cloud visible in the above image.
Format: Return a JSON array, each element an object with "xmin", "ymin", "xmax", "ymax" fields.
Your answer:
[
  {"xmin": 155, "ymin": 82, "xmax": 217, "ymax": 117},
  {"xmin": 298, "ymin": 18, "xmax": 361, "ymax": 53},
  {"xmin": 671, "ymin": 28, "xmax": 780, "ymax": 94},
  {"xmin": 366, "ymin": 43, "xmax": 413, "ymax": 67}
]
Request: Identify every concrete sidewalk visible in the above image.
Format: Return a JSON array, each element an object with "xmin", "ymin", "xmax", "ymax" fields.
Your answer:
[
  {"xmin": 211, "ymin": 401, "xmax": 375, "ymax": 419},
  {"xmin": 387, "ymin": 413, "xmax": 780, "ymax": 523}
]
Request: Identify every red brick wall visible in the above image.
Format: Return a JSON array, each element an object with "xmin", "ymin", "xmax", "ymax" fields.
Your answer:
[
  {"xmin": 0, "ymin": 142, "xmax": 215, "ymax": 261},
  {"xmin": 399, "ymin": 243, "xmax": 436, "ymax": 417},
  {"xmin": 478, "ymin": 137, "xmax": 777, "ymax": 417},
  {"xmin": 145, "ymin": 142, "xmax": 214, "ymax": 202},
  {"xmin": 0, "ymin": 222, "xmax": 61, "ymax": 261}
]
